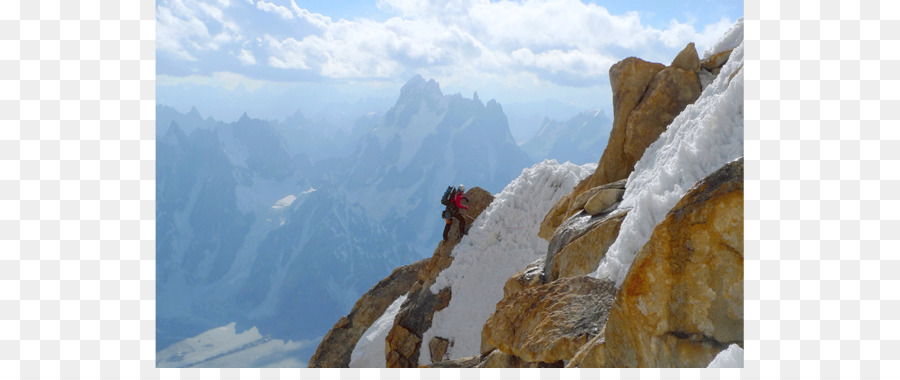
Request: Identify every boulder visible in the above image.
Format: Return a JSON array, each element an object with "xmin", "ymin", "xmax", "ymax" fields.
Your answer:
[
  {"xmin": 549, "ymin": 209, "xmax": 628, "ymax": 281},
  {"xmin": 542, "ymin": 205, "xmax": 629, "ymax": 283},
  {"xmin": 308, "ymin": 258, "xmax": 427, "ymax": 368},
  {"xmin": 502, "ymin": 259, "xmax": 545, "ymax": 299},
  {"xmin": 385, "ymin": 187, "xmax": 495, "ymax": 368},
  {"xmin": 589, "ymin": 57, "xmax": 666, "ymax": 189},
  {"xmin": 584, "ymin": 188, "xmax": 625, "ymax": 216},
  {"xmin": 429, "ymin": 337, "xmax": 450, "ymax": 363},
  {"xmin": 482, "ymin": 276, "xmax": 617, "ymax": 363},
  {"xmin": 602, "ymin": 158, "xmax": 743, "ymax": 367},
  {"xmin": 670, "ymin": 42, "xmax": 700, "ymax": 72}
]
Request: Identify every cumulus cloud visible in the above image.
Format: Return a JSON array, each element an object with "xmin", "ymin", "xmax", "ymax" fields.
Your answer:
[
  {"xmin": 159, "ymin": 0, "xmax": 737, "ymax": 89},
  {"xmin": 257, "ymin": 0, "xmax": 294, "ymax": 20},
  {"xmin": 157, "ymin": 0, "xmax": 243, "ymax": 60},
  {"xmin": 258, "ymin": 0, "xmax": 734, "ymax": 87},
  {"xmin": 237, "ymin": 49, "xmax": 257, "ymax": 65}
]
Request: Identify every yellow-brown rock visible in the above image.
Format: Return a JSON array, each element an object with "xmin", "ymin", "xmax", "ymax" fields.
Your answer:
[
  {"xmin": 590, "ymin": 57, "xmax": 666, "ymax": 190},
  {"xmin": 502, "ymin": 259, "xmax": 544, "ymax": 299},
  {"xmin": 429, "ymin": 337, "xmax": 450, "ymax": 363},
  {"xmin": 308, "ymin": 258, "xmax": 427, "ymax": 368},
  {"xmin": 622, "ymin": 66, "xmax": 701, "ymax": 161},
  {"xmin": 540, "ymin": 44, "xmax": 703, "ymax": 240},
  {"xmin": 537, "ymin": 189, "xmax": 579, "ymax": 241},
  {"xmin": 385, "ymin": 187, "xmax": 495, "ymax": 368},
  {"xmin": 567, "ymin": 326, "xmax": 607, "ymax": 368},
  {"xmin": 549, "ymin": 209, "xmax": 628, "ymax": 282},
  {"xmin": 583, "ymin": 188, "xmax": 625, "ymax": 216},
  {"xmin": 701, "ymin": 48, "xmax": 733, "ymax": 72},
  {"xmin": 477, "ymin": 350, "xmax": 561, "ymax": 368},
  {"xmin": 482, "ymin": 276, "xmax": 617, "ymax": 363},
  {"xmin": 602, "ymin": 158, "xmax": 743, "ymax": 367},
  {"xmin": 670, "ymin": 42, "xmax": 700, "ymax": 72}
]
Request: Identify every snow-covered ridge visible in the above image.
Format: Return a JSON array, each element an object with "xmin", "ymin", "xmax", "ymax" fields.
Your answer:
[
  {"xmin": 591, "ymin": 20, "xmax": 744, "ymax": 286},
  {"xmin": 419, "ymin": 160, "xmax": 596, "ymax": 363}
]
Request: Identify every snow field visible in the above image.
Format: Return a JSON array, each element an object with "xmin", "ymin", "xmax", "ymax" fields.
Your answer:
[
  {"xmin": 349, "ymin": 294, "xmax": 409, "ymax": 368},
  {"xmin": 591, "ymin": 19, "xmax": 744, "ymax": 287},
  {"xmin": 419, "ymin": 160, "xmax": 597, "ymax": 363}
]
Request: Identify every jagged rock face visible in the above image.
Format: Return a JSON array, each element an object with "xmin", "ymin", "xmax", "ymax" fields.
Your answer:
[
  {"xmin": 601, "ymin": 158, "xmax": 743, "ymax": 367},
  {"xmin": 385, "ymin": 187, "xmax": 495, "ymax": 368},
  {"xmin": 482, "ymin": 276, "xmax": 617, "ymax": 363},
  {"xmin": 540, "ymin": 43, "xmax": 702, "ymax": 240},
  {"xmin": 308, "ymin": 258, "xmax": 427, "ymax": 368}
]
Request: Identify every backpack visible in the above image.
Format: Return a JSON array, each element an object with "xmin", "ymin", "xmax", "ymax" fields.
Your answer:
[{"xmin": 440, "ymin": 186, "xmax": 455, "ymax": 206}]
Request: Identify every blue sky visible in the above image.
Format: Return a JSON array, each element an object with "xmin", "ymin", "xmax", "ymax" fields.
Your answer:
[{"xmin": 157, "ymin": 0, "xmax": 742, "ymax": 121}]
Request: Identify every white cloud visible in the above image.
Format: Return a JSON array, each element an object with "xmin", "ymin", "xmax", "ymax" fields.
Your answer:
[
  {"xmin": 157, "ymin": 0, "xmax": 243, "ymax": 60},
  {"xmin": 237, "ymin": 49, "xmax": 257, "ymax": 65},
  {"xmin": 259, "ymin": 0, "xmax": 735, "ymax": 87},
  {"xmin": 256, "ymin": 0, "xmax": 294, "ymax": 20}
]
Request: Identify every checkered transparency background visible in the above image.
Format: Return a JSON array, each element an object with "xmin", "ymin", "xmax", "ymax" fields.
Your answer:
[{"xmin": 0, "ymin": 0, "xmax": 895, "ymax": 379}]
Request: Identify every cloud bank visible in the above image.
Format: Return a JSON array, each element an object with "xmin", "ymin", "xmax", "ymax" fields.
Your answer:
[{"xmin": 157, "ymin": 0, "xmax": 736, "ymax": 88}]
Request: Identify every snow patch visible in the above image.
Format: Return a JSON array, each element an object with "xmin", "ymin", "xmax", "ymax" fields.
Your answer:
[
  {"xmin": 707, "ymin": 344, "xmax": 744, "ymax": 368},
  {"xmin": 419, "ymin": 160, "xmax": 596, "ymax": 363},
  {"xmin": 591, "ymin": 19, "xmax": 744, "ymax": 287},
  {"xmin": 272, "ymin": 194, "xmax": 297, "ymax": 209},
  {"xmin": 350, "ymin": 294, "xmax": 408, "ymax": 368},
  {"xmin": 156, "ymin": 322, "xmax": 316, "ymax": 368}
]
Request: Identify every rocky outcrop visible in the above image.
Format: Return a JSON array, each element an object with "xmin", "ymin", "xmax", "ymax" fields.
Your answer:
[
  {"xmin": 598, "ymin": 158, "xmax": 744, "ymax": 367},
  {"xmin": 540, "ymin": 43, "xmax": 703, "ymax": 239},
  {"xmin": 540, "ymin": 178, "xmax": 628, "ymax": 283},
  {"xmin": 385, "ymin": 187, "xmax": 495, "ymax": 368},
  {"xmin": 548, "ymin": 209, "xmax": 628, "ymax": 281},
  {"xmin": 309, "ymin": 258, "xmax": 427, "ymax": 368},
  {"xmin": 701, "ymin": 48, "xmax": 734, "ymax": 75},
  {"xmin": 503, "ymin": 259, "xmax": 545, "ymax": 299},
  {"xmin": 482, "ymin": 276, "xmax": 617, "ymax": 363}
]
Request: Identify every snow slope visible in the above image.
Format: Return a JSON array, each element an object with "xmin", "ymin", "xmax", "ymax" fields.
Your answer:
[
  {"xmin": 591, "ymin": 19, "xmax": 744, "ymax": 287},
  {"xmin": 349, "ymin": 294, "xmax": 408, "ymax": 368},
  {"xmin": 418, "ymin": 160, "xmax": 597, "ymax": 363}
]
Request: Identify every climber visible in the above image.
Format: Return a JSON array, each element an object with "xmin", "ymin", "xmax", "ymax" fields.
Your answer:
[{"xmin": 442, "ymin": 184, "xmax": 469, "ymax": 241}]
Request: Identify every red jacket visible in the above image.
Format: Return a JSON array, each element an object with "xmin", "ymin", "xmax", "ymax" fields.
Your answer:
[{"xmin": 453, "ymin": 192, "xmax": 469, "ymax": 210}]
